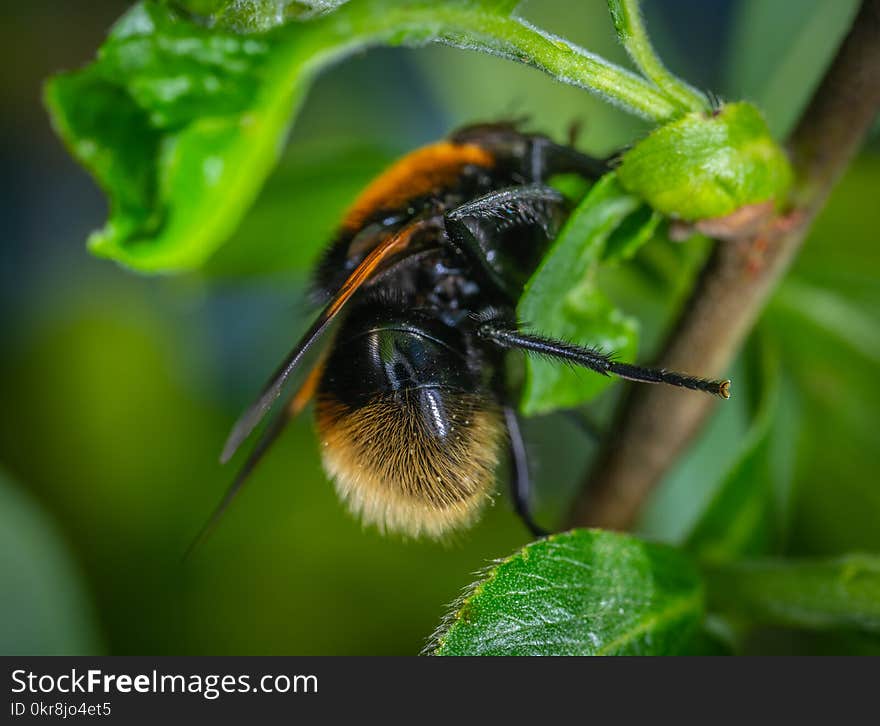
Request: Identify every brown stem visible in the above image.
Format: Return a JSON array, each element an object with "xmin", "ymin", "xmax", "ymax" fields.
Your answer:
[{"xmin": 569, "ymin": 0, "xmax": 880, "ymax": 531}]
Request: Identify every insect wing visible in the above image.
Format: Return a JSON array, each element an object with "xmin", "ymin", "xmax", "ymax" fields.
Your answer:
[{"xmin": 219, "ymin": 222, "xmax": 422, "ymax": 463}]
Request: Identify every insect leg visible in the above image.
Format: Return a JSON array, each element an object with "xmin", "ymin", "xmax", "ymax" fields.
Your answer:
[
  {"xmin": 479, "ymin": 323, "xmax": 731, "ymax": 399},
  {"xmin": 444, "ymin": 184, "xmax": 567, "ymax": 295},
  {"xmin": 503, "ymin": 404, "xmax": 548, "ymax": 538}
]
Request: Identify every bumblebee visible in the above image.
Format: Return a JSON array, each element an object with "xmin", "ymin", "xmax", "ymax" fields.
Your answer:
[{"xmin": 209, "ymin": 123, "xmax": 729, "ymax": 541}]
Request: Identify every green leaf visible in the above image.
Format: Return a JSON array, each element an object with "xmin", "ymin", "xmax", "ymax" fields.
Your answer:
[
  {"xmin": 618, "ymin": 101, "xmax": 793, "ymax": 221},
  {"xmin": 0, "ymin": 471, "xmax": 102, "ymax": 655},
  {"xmin": 46, "ymin": 0, "xmax": 679, "ymax": 274},
  {"xmin": 430, "ymin": 529, "xmax": 703, "ymax": 655},
  {"xmin": 46, "ymin": 2, "xmax": 309, "ymax": 272},
  {"xmin": 518, "ymin": 173, "xmax": 652, "ymax": 416},
  {"xmin": 685, "ymin": 333, "xmax": 796, "ymax": 560},
  {"xmin": 704, "ymin": 555, "xmax": 880, "ymax": 633},
  {"xmin": 602, "ymin": 202, "xmax": 662, "ymax": 263}
]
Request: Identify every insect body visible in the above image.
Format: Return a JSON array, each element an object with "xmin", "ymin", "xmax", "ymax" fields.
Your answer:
[{"xmin": 210, "ymin": 124, "xmax": 730, "ymax": 541}]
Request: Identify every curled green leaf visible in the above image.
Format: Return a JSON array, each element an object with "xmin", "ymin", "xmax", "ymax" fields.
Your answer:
[
  {"xmin": 430, "ymin": 529, "xmax": 704, "ymax": 656},
  {"xmin": 617, "ymin": 101, "xmax": 793, "ymax": 221},
  {"xmin": 518, "ymin": 173, "xmax": 653, "ymax": 416},
  {"xmin": 46, "ymin": 0, "xmax": 678, "ymax": 273}
]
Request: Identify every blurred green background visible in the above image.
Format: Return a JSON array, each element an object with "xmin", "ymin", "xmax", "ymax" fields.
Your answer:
[{"xmin": 0, "ymin": 0, "xmax": 877, "ymax": 655}]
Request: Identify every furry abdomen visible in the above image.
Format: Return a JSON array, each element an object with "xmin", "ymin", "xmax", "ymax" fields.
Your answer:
[{"xmin": 315, "ymin": 389, "xmax": 504, "ymax": 539}]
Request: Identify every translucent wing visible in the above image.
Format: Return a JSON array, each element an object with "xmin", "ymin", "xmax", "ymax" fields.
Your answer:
[
  {"xmin": 185, "ymin": 359, "xmax": 326, "ymax": 558},
  {"xmin": 188, "ymin": 220, "xmax": 428, "ymax": 557},
  {"xmin": 219, "ymin": 221, "xmax": 425, "ymax": 464}
]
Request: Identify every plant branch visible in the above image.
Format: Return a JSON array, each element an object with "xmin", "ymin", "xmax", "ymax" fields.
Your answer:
[
  {"xmin": 449, "ymin": 12, "xmax": 681, "ymax": 121},
  {"xmin": 568, "ymin": 0, "xmax": 880, "ymax": 531}
]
